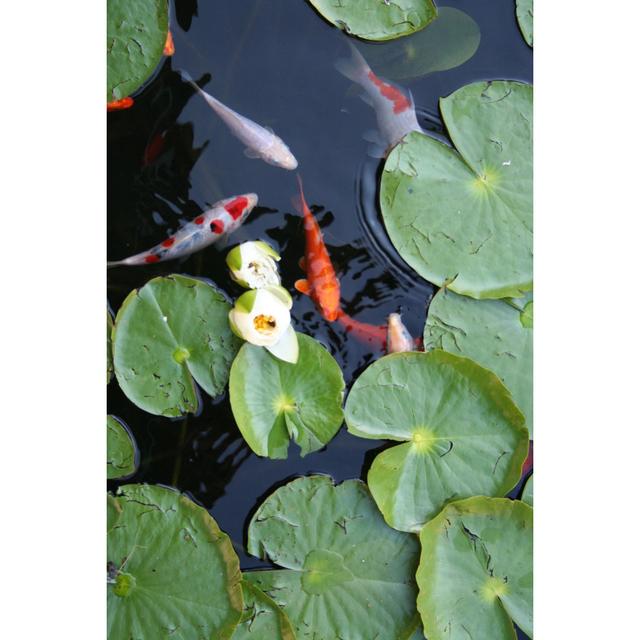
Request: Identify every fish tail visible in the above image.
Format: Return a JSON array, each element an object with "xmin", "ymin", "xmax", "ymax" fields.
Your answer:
[
  {"xmin": 107, "ymin": 260, "xmax": 123, "ymax": 268},
  {"xmin": 291, "ymin": 174, "xmax": 306, "ymax": 215},
  {"xmin": 334, "ymin": 42, "xmax": 370, "ymax": 84}
]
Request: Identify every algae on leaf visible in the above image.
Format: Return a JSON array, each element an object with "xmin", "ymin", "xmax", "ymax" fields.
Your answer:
[
  {"xmin": 107, "ymin": 0, "xmax": 168, "ymax": 101},
  {"xmin": 112, "ymin": 275, "xmax": 241, "ymax": 417},
  {"xmin": 381, "ymin": 80, "xmax": 532, "ymax": 299},
  {"xmin": 424, "ymin": 289, "xmax": 533, "ymax": 435},
  {"xmin": 107, "ymin": 484, "xmax": 243, "ymax": 640},
  {"xmin": 306, "ymin": 0, "xmax": 437, "ymax": 41},
  {"xmin": 516, "ymin": 0, "xmax": 533, "ymax": 47},
  {"xmin": 232, "ymin": 581, "xmax": 295, "ymax": 640},
  {"xmin": 107, "ymin": 415, "xmax": 138, "ymax": 480},
  {"xmin": 245, "ymin": 475, "xmax": 421, "ymax": 640},
  {"xmin": 229, "ymin": 333, "xmax": 344, "ymax": 458},
  {"xmin": 345, "ymin": 350, "xmax": 529, "ymax": 532},
  {"xmin": 417, "ymin": 497, "xmax": 533, "ymax": 640}
]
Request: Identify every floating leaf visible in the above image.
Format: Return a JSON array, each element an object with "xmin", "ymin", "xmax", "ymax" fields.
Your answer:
[
  {"xmin": 521, "ymin": 474, "xmax": 533, "ymax": 506},
  {"xmin": 107, "ymin": 484, "xmax": 243, "ymax": 639},
  {"xmin": 113, "ymin": 275, "xmax": 241, "ymax": 417},
  {"xmin": 107, "ymin": 415, "xmax": 138, "ymax": 480},
  {"xmin": 229, "ymin": 333, "xmax": 344, "ymax": 458},
  {"xmin": 245, "ymin": 475, "xmax": 420, "ymax": 639},
  {"xmin": 356, "ymin": 7, "xmax": 480, "ymax": 80},
  {"xmin": 345, "ymin": 350, "xmax": 528, "ymax": 532},
  {"xmin": 417, "ymin": 497, "xmax": 533, "ymax": 640},
  {"xmin": 516, "ymin": 0, "xmax": 533, "ymax": 47},
  {"xmin": 306, "ymin": 0, "xmax": 437, "ymax": 41},
  {"xmin": 424, "ymin": 289, "xmax": 533, "ymax": 435},
  {"xmin": 107, "ymin": 0, "xmax": 168, "ymax": 101},
  {"xmin": 232, "ymin": 581, "xmax": 295, "ymax": 640},
  {"xmin": 107, "ymin": 308, "xmax": 114, "ymax": 384},
  {"xmin": 381, "ymin": 81, "xmax": 532, "ymax": 299}
]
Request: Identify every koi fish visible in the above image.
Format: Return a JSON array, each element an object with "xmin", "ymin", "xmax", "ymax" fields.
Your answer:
[
  {"xmin": 293, "ymin": 177, "xmax": 340, "ymax": 322},
  {"xmin": 107, "ymin": 97, "xmax": 134, "ymax": 112},
  {"xmin": 142, "ymin": 130, "xmax": 167, "ymax": 167},
  {"xmin": 386, "ymin": 313, "xmax": 415, "ymax": 353},
  {"xmin": 163, "ymin": 30, "xmax": 175, "ymax": 56},
  {"xmin": 181, "ymin": 71, "xmax": 298, "ymax": 170},
  {"xmin": 335, "ymin": 42, "xmax": 422, "ymax": 155},
  {"xmin": 107, "ymin": 194, "xmax": 258, "ymax": 267}
]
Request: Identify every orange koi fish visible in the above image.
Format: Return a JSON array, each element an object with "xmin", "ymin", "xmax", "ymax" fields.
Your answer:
[
  {"xmin": 163, "ymin": 30, "xmax": 175, "ymax": 56},
  {"xmin": 107, "ymin": 97, "xmax": 134, "ymax": 111},
  {"xmin": 293, "ymin": 176, "xmax": 341, "ymax": 322}
]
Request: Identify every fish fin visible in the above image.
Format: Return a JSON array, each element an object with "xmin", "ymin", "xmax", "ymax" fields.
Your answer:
[
  {"xmin": 180, "ymin": 69, "xmax": 198, "ymax": 88},
  {"xmin": 298, "ymin": 256, "xmax": 307, "ymax": 271},
  {"xmin": 291, "ymin": 175, "xmax": 306, "ymax": 215},
  {"xmin": 362, "ymin": 129, "xmax": 385, "ymax": 145},
  {"xmin": 107, "ymin": 260, "xmax": 123, "ymax": 268},
  {"xmin": 294, "ymin": 279, "xmax": 311, "ymax": 295},
  {"xmin": 264, "ymin": 126, "xmax": 275, "ymax": 135},
  {"xmin": 367, "ymin": 143, "xmax": 387, "ymax": 159},
  {"xmin": 359, "ymin": 92, "xmax": 374, "ymax": 107},
  {"xmin": 334, "ymin": 41, "xmax": 370, "ymax": 83},
  {"xmin": 243, "ymin": 147, "xmax": 261, "ymax": 159}
]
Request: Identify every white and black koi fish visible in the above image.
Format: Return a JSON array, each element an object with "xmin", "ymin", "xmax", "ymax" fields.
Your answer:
[
  {"xmin": 182, "ymin": 71, "xmax": 298, "ymax": 170},
  {"xmin": 335, "ymin": 43, "xmax": 422, "ymax": 155},
  {"xmin": 107, "ymin": 194, "xmax": 258, "ymax": 267}
]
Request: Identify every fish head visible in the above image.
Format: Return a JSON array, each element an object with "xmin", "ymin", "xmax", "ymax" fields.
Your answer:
[
  {"xmin": 386, "ymin": 312, "xmax": 414, "ymax": 353},
  {"xmin": 319, "ymin": 287, "xmax": 341, "ymax": 322},
  {"xmin": 221, "ymin": 193, "xmax": 259, "ymax": 231},
  {"xmin": 263, "ymin": 140, "xmax": 298, "ymax": 170}
]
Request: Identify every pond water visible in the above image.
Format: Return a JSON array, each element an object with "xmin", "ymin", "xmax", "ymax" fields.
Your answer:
[{"xmin": 108, "ymin": 0, "xmax": 532, "ymax": 602}]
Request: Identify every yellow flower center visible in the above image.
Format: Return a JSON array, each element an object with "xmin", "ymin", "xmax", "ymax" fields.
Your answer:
[{"xmin": 254, "ymin": 314, "xmax": 277, "ymax": 334}]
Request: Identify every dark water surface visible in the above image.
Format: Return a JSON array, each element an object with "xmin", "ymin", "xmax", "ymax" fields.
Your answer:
[{"xmin": 107, "ymin": 0, "xmax": 532, "ymax": 590}]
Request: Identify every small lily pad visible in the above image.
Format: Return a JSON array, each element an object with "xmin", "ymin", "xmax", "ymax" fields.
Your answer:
[
  {"xmin": 229, "ymin": 333, "xmax": 344, "ymax": 458},
  {"xmin": 232, "ymin": 581, "xmax": 295, "ymax": 640},
  {"xmin": 112, "ymin": 275, "xmax": 241, "ymax": 417},
  {"xmin": 521, "ymin": 474, "xmax": 533, "ymax": 506},
  {"xmin": 107, "ymin": 484, "xmax": 243, "ymax": 639},
  {"xmin": 417, "ymin": 497, "xmax": 533, "ymax": 640},
  {"xmin": 245, "ymin": 475, "xmax": 421, "ymax": 640},
  {"xmin": 107, "ymin": 0, "xmax": 168, "ymax": 101},
  {"xmin": 345, "ymin": 350, "xmax": 529, "ymax": 532},
  {"xmin": 516, "ymin": 0, "xmax": 533, "ymax": 47},
  {"xmin": 381, "ymin": 80, "xmax": 532, "ymax": 299},
  {"xmin": 107, "ymin": 308, "xmax": 114, "ymax": 384},
  {"xmin": 356, "ymin": 7, "xmax": 481, "ymax": 80},
  {"xmin": 424, "ymin": 289, "xmax": 533, "ymax": 435},
  {"xmin": 107, "ymin": 415, "xmax": 138, "ymax": 480},
  {"xmin": 306, "ymin": 0, "xmax": 437, "ymax": 41}
]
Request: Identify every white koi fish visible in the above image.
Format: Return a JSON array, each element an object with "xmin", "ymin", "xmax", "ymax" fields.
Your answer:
[
  {"xmin": 335, "ymin": 43, "xmax": 422, "ymax": 156},
  {"xmin": 182, "ymin": 71, "xmax": 298, "ymax": 170},
  {"xmin": 107, "ymin": 194, "xmax": 258, "ymax": 267},
  {"xmin": 386, "ymin": 313, "xmax": 415, "ymax": 353}
]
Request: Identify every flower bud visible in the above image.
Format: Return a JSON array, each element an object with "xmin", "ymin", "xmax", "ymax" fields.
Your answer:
[{"xmin": 226, "ymin": 241, "xmax": 281, "ymax": 289}]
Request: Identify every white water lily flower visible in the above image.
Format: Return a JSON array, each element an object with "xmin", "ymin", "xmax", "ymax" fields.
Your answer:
[
  {"xmin": 226, "ymin": 240, "xmax": 281, "ymax": 289},
  {"xmin": 228, "ymin": 286, "xmax": 298, "ymax": 363}
]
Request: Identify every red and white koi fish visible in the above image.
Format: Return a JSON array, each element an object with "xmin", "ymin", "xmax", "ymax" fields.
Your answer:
[
  {"xmin": 182, "ymin": 71, "xmax": 298, "ymax": 170},
  {"xmin": 107, "ymin": 97, "xmax": 134, "ymax": 112},
  {"xmin": 293, "ymin": 176, "xmax": 341, "ymax": 322},
  {"xmin": 107, "ymin": 194, "xmax": 258, "ymax": 267},
  {"xmin": 335, "ymin": 42, "xmax": 422, "ymax": 155},
  {"xmin": 386, "ymin": 313, "xmax": 415, "ymax": 353}
]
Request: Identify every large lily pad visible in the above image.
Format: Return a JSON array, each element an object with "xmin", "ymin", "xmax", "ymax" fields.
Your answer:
[
  {"xmin": 245, "ymin": 475, "xmax": 421, "ymax": 639},
  {"xmin": 307, "ymin": 0, "xmax": 437, "ymax": 41},
  {"xmin": 381, "ymin": 80, "xmax": 533, "ymax": 299},
  {"xmin": 107, "ymin": 0, "xmax": 168, "ymax": 102},
  {"xmin": 107, "ymin": 484, "xmax": 243, "ymax": 639},
  {"xmin": 417, "ymin": 497, "xmax": 533, "ymax": 640},
  {"xmin": 344, "ymin": 350, "xmax": 529, "ymax": 532},
  {"xmin": 229, "ymin": 333, "xmax": 344, "ymax": 458},
  {"xmin": 356, "ymin": 7, "xmax": 481, "ymax": 80},
  {"xmin": 107, "ymin": 308, "xmax": 114, "ymax": 384},
  {"xmin": 516, "ymin": 0, "xmax": 533, "ymax": 47},
  {"xmin": 424, "ymin": 289, "xmax": 533, "ymax": 435},
  {"xmin": 107, "ymin": 415, "xmax": 138, "ymax": 480},
  {"xmin": 232, "ymin": 581, "xmax": 295, "ymax": 640},
  {"xmin": 113, "ymin": 275, "xmax": 241, "ymax": 417}
]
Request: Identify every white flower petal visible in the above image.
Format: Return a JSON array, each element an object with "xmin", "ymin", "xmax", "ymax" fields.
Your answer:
[
  {"xmin": 230, "ymin": 288, "xmax": 291, "ymax": 346},
  {"xmin": 266, "ymin": 325, "xmax": 299, "ymax": 363}
]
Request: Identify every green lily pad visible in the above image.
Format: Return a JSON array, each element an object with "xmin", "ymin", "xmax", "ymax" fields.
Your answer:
[
  {"xmin": 344, "ymin": 350, "xmax": 529, "ymax": 532},
  {"xmin": 307, "ymin": 0, "xmax": 437, "ymax": 41},
  {"xmin": 107, "ymin": 484, "xmax": 243, "ymax": 639},
  {"xmin": 107, "ymin": 415, "xmax": 138, "ymax": 480},
  {"xmin": 245, "ymin": 475, "xmax": 420, "ymax": 639},
  {"xmin": 521, "ymin": 475, "xmax": 533, "ymax": 507},
  {"xmin": 107, "ymin": 0, "xmax": 168, "ymax": 101},
  {"xmin": 107, "ymin": 308, "xmax": 114, "ymax": 384},
  {"xmin": 417, "ymin": 497, "xmax": 533, "ymax": 640},
  {"xmin": 232, "ymin": 581, "xmax": 295, "ymax": 640},
  {"xmin": 113, "ymin": 275, "xmax": 241, "ymax": 417},
  {"xmin": 380, "ymin": 80, "xmax": 532, "ymax": 299},
  {"xmin": 516, "ymin": 0, "xmax": 533, "ymax": 47},
  {"xmin": 356, "ymin": 7, "xmax": 481, "ymax": 80},
  {"xmin": 229, "ymin": 333, "xmax": 344, "ymax": 458},
  {"xmin": 424, "ymin": 289, "xmax": 533, "ymax": 435}
]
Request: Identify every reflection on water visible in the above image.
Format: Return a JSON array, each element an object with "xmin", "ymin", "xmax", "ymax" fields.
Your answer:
[{"xmin": 108, "ymin": 0, "xmax": 532, "ymax": 576}]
